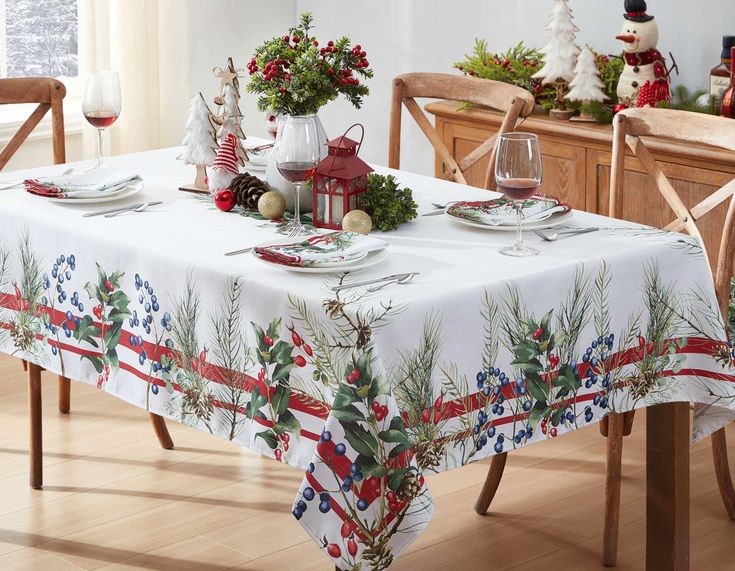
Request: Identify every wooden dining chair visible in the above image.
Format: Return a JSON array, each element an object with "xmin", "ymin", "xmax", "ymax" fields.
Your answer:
[
  {"xmin": 0, "ymin": 78, "xmax": 173, "ymax": 486},
  {"xmin": 388, "ymin": 72, "xmax": 536, "ymax": 190},
  {"xmin": 474, "ymin": 107, "xmax": 735, "ymax": 566}
]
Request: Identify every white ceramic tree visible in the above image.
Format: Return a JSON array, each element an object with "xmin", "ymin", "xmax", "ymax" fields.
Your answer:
[
  {"xmin": 179, "ymin": 93, "xmax": 217, "ymax": 191},
  {"xmin": 567, "ymin": 47, "xmax": 609, "ymax": 103},
  {"xmin": 533, "ymin": 0, "xmax": 580, "ymax": 117}
]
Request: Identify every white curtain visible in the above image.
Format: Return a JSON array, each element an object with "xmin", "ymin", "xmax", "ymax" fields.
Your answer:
[{"xmin": 78, "ymin": 0, "xmax": 191, "ymax": 157}]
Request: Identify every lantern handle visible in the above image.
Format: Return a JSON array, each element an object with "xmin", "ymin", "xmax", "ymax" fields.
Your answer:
[
  {"xmin": 340, "ymin": 123, "xmax": 365, "ymax": 155},
  {"xmin": 325, "ymin": 123, "xmax": 366, "ymax": 173}
]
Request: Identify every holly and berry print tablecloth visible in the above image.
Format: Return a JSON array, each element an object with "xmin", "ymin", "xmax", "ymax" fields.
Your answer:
[{"xmin": 1, "ymin": 147, "xmax": 734, "ymax": 570}]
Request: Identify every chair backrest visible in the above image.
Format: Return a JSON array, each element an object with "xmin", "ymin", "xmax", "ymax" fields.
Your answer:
[
  {"xmin": 609, "ymin": 107, "xmax": 735, "ymax": 317},
  {"xmin": 0, "ymin": 77, "xmax": 66, "ymax": 170},
  {"xmin": 388, "ymin": 72, "xmax": 535, "ymax": 190}
]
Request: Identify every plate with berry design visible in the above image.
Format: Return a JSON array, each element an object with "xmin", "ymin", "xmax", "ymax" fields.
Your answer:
[
  {"xmin": 41, "ymin": 180, "xmax": 144, "ymax": 204},
  {"xmin": 447, "ymin": 197, "xmax": 572, "ymax": 231}
]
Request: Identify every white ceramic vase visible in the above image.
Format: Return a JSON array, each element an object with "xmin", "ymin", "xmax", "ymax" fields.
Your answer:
[{"xmin": 265, "ymin": 114, "xmax": 329, "ymax": 213}]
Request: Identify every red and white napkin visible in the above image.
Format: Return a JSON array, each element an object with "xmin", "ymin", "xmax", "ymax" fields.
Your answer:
[{"xmin": 24, "ymin": 169, "xmax": 142, "ymax": 199}]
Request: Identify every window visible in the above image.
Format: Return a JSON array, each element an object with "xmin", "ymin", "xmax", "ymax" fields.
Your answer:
[{"xmin": 2, "ymin": 0, "xmax": 78, "ymax": 79}]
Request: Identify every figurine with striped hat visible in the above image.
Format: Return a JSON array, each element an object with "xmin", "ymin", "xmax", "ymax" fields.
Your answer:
[{"xmin": 208, "ymin": 133, "xmax": 240, "ymax": 193}]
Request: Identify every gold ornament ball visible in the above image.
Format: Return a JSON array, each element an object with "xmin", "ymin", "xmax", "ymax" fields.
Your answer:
[
  {"xmin": 258, "ymin": 190, "xmax": 286, "ymax": 220},
  {"xmin": 342, "ymin": 209, "xmax": 372, "ymax": 235}
]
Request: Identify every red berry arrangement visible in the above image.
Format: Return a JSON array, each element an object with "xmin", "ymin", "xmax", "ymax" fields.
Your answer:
[{"xmin": 247, "ymin": 12, "xmax": 373, "ymax": 117}]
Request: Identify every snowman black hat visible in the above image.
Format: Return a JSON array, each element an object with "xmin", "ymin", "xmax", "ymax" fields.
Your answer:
[{"xmin": 624, "ymin": 0, "xmax": 654, "ymax": 22}]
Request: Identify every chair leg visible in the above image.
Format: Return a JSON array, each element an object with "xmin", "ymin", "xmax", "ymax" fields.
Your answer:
[
  {"xmin": 622, "ymin": 410, "xmax": 636, "ymax": 436},
  {"xmin": 58, "ymin": 376, "xmax": 70, "ymax": 414},
  {"xmin": 149, "ymin": 413, "xmax": 174, "ymax": 450},
  {"xmin": 603, "ymin": 413, "xmax": 626, "ymax": 567},
  {"xmin": 711, "ymin": 427, "xmax": 735, "ymax": 520},
  {"xmin": 28, "ymin": 362, "xmax": 43, "ymax": 489},
  {"xmin": 474, "ymin": 452, "xmax": 507, "ymax": 515}
]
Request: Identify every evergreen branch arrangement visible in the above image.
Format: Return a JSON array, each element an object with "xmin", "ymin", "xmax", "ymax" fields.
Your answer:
[
  {"xmin": 361, "ymin": 174, "xmax": 418, "ymax": 232},
  {"xmin": 247, "ymin": 12, "xmax": 373, "ymax": 116},
  {"xmin": 453, "ymin": 40, "xmax": 623, "ymax": 112}
]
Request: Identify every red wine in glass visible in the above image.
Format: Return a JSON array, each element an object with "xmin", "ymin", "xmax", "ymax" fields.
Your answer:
[
  {"xmin": 277, "ymin": 161, "xmax": 317, "ymax": 183},
  {"xmin": 498, "ymin": 178, "xmax": 540, "ymax": 202},
  {"xmin": 84, "ymin": 110, "xmax": 119, "ymax": 129}
]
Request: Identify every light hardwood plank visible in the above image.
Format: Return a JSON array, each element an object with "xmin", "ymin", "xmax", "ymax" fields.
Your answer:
[{"xmin": 0, "ymin": 354, "xmax": 733, "ymax": 570}]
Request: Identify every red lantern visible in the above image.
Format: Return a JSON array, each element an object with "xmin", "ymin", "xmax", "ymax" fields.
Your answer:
[{"xmin": 312, "ymin": 124, "xmax": 373, "ymax": 229}]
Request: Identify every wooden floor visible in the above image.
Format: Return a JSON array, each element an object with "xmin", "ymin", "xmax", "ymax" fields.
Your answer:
[{"xmin": 0, "ymin": 354, "xmax": 733, "ymax": 570}]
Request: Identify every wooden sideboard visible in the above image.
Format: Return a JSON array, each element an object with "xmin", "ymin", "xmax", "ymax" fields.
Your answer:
[{"xmin": 426, "ymin": 101, "xmax": 735, "ymax": 261}]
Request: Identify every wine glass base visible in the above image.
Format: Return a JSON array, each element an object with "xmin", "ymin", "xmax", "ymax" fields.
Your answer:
[
  {"xmin": 499, "ymin": 244, "xmax": 540, "ymax": 257},
  {"xmin": 277, "ymin": 221, "xmax": 318, "ymax": 237}
]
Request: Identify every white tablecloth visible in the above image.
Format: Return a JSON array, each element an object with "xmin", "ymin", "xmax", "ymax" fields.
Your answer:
[{"xmin": 1, "ymin": 146, "xmax": 733, "ymax": 570}]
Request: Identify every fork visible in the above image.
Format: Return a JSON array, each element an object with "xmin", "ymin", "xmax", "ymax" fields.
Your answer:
[
  {"xmin": 224, "ymin": 226, "xmax": 300, "ymax": 256},
  {"xmin": 104, "ymin": 201, "xmax": 161, "ymax": 218},
  {"xmin": 533, "ymin": 228, "xmax": 598, "ymax": 242},
  {"xmin": 366, "ymin": 273, "xmax": 418, "ymax": 292},
  {"xmin": 0, "ymin": 166, "xmax": 74, "ymax": 190}
]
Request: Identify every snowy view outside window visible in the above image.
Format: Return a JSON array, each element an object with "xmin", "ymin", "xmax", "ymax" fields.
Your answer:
[{"xmin": 5, "ymin": 0, "xmax": 78, "ymax": 78}]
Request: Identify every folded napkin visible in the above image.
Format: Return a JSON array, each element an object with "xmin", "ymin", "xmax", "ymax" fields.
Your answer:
[
  {"xmin": 447, "ymin": 196, "xmax": 570, "ymax": 226},
  {"xmin": 254, "ymin": 231, "xmax": 386, "ymax": 267},
  {"xmin": 24, "ymin": 169, "xmax": 142, "ymax": 199}
]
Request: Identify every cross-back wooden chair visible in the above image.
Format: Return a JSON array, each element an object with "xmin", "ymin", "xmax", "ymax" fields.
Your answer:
[
  {"xmin": 474, "ymin": 107, "xmax": 735, "ymax": 567},
  {"xmin": 0, "ymin": 78, "xmax": 173, "ymax": 487},
  {"xmin": 388, "ymin": 73, "xmax": 535, "ymax": 190}
]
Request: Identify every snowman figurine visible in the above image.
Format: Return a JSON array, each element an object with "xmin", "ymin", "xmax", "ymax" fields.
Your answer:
[{"xmin": 615, "ymin": 0, "xmax": 671, "ymax": 107}]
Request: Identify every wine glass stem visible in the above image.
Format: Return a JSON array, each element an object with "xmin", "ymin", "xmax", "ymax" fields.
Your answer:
[
  {"xmin": 293, "ymin": 183, "xmax": 302, "ymax": 226},
  {"xmin": 515, "ymin": 203, "xmax": 523, "ymax": 251},
  {"xmin": 96, "ymin": 128, "xmax": 105, "ymax": 168}
]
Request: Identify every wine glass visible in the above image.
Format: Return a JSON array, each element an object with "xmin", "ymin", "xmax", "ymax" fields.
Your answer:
[
  {"xmin": 82, "ymin": 70, "xmax": 122, "ymax": 170},
  {"xmin": 495, "ymin": 133, "xmax": 543, "ymax": 257},
  {"xmin": 274, "ymin": 115, "xmax": 321, "ymax": 237}
]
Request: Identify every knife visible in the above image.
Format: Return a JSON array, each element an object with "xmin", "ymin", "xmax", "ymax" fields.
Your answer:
[{"xmin": 83, "ymin": 202, "xmax": 161, "ymax": 218}]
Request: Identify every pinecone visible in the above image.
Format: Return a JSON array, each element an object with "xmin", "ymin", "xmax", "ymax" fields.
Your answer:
[
  {"xmin": 397, "ymin": 470, "xmax": 422, "ymax": 501},
  {"xmin": 361, "ymin": 534, "xmax": 394, "ymax": 570},
  {"xmin": 228, "ymin": 173, "xmax": 269, "ymax": 210},
  {"xmin": 414, "ymin": 440, "xmax": 445, "ymax": 471}
]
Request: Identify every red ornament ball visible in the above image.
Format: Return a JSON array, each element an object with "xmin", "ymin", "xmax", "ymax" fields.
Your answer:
[
  {"xmin": 214, "ymin": 189, "xmax": 236, "ymax": 212},
  {"xmin": 613, "ymin": 104, "xmax": 628, "ymax": 115}
]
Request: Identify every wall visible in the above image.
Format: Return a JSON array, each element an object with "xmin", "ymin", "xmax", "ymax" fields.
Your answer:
[
  {"xmin": 296, "ymin": 0, "xmax": 735, "ymax": 177},
  {"xmin": 6, "ymin": 1, "xmax": 734, "ymax": 174}
]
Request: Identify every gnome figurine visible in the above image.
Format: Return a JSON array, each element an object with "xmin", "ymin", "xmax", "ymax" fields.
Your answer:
[
  {"xmin": 616, "ymin": 0, "xmax": 671, "ymax": 107},
  {"xmin": 208, "ymin": 133, "xmax": 240, "ymax": 193}
]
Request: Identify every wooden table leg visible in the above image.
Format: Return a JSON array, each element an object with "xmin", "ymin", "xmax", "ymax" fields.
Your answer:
[
  {"xmin": 646, "ymin": 402, "xmax": 690, "ymax": 570},
  {"xmin": 58, "ymin": 375, "xmax": 71, "ymax": 414},
  {"xmin": 28, "ymin": 362, "xmax": 43, "ymax": 490}
]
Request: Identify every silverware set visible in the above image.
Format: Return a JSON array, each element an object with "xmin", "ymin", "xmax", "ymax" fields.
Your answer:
[
  {"xmin": 83, "ymin": 201, "xmax": 163, "ymax": 218},
  {"xmin": 331, "ymin": 273, "xmax": 420, "ymax": 293},
  {"xmin": 533, "ymin": 227, "xmax": 598, "ymax": 242},
  {"xmin": 224, "ymin": 226, "xmax": 300, "ymax": 257}
]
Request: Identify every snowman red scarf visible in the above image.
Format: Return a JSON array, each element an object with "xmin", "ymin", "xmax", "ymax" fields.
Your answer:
[{"xmin": 625, "ymin": 48, "xmax": 672, "ymax": 107}]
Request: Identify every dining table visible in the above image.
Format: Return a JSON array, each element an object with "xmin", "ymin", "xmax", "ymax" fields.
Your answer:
[{"xmin": 1, "ymin": 142, "xmax": 734, "ymax": 571}]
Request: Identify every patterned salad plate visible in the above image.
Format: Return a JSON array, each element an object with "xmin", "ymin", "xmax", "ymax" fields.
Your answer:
[
  {"xmin": 35, "ymin": 180, "xmax": 145, "ymax": 204},
  {"xmin": 446, "ymin": 196, "xmax": 572, "ymax": 231},
  {"xmin": 251, "ymin": 231, "xmax": 388, "ymax": 273}
]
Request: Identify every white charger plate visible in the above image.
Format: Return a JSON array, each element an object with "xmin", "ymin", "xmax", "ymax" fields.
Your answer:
[
  {"xmin": 447, "ymin": 210, "xmax": 573, "ymax": 231},
  {"xmin": 35, "ymin": 180, "xmax": 144, "ymax": 205},
  {"xmin": 252, "ymin": 247, "xmax": 388, "ymax": 274}
]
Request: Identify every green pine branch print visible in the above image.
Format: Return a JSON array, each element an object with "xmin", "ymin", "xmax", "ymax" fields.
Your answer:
[
  {"xmin": 9, "ymin": 231, "xmax": 45, "ymax": 359},
  {"xmin": 210, "ymin": 277, "xmax": 249, "ymax": 440}
]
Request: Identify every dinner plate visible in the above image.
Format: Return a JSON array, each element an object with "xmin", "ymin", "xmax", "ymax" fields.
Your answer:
[
  {"xmin": 252, "ymin": 247, "xmax": 387, "ymax": 273},
  {"xmin": 242, "ymin": 162, "xmax": 267, "ymax": 172},
  {"xmin": 447, "ymin": 209, "xmax": 573, "ymax": 231},
  {"xmin": 37, "ymin": 180, "xmax": 144, "ymax": 204}
]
